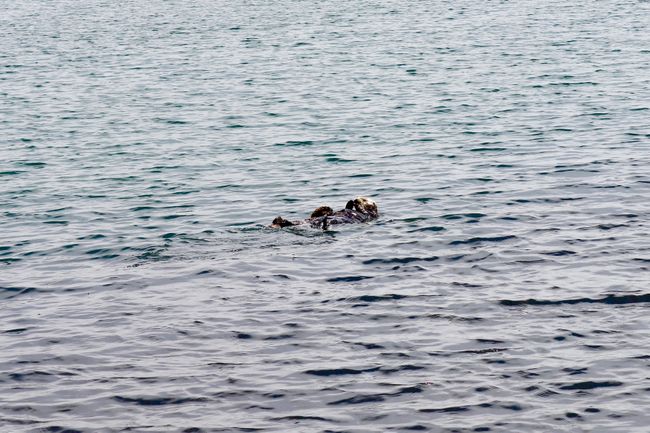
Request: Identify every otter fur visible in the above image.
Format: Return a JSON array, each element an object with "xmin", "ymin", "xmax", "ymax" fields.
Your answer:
[{"xmin": 271, "ymin": 197, "xmax": 378, "ymax": 230}]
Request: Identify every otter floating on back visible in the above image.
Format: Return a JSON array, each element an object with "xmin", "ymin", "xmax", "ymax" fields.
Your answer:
[{"xmin": 271, "ymin": 197, "xmax": 378, "ymax": 230}]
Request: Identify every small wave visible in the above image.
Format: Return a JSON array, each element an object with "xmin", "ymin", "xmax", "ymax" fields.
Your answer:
[
  {"xmin": 3, "ymin": 327, "xmax": 29, "ymax": 334},
  {"xmin": 274, "ymin": 140, "xmax": 314, "ymax": 146},
  {"xmin": 39, "ymin": 426, "xmax": 83, "ymax": 433},
  {"xmin": 344, "ymin": 341, "xmax": 385, "ymax": 350},
  {"xmin": 1, "ymin": 286, "xmax": 40, "ymax": 300},
  {"xmin": 449, "ymin": 235, "xmax": 516, "ymax": 245},
  {"xmin": 363, "ymin": 256, "xmax": 439, "ymax": 265},
  {"xmin": 409, "ymin": 226, "xmax": 445, "ymax": 233},
  {"xmin": 542, "ymin": 250, "xmax": 576, "ymax": 256},
  {"xmin": 419, "ymin": 401, "xmax": 523, "ymax": 413},
  {"xmin": 326, "ymin": 275, "xmax": 373, "ymax": 282},
  {"xmin": 305, "ymin": 364, "xmax": 425, "ymax": 377},
  {"xmin": 469, "ymin": 147, "xmax": 507, "ymax": 152},
  {"xmin": 305, "ymin": 367, "xmax": 381, "ymax": 376},
  {"xmin": 113, "ymin": 395, "xmax": 208, "ymax": 406},
  {"xmin": 558, "ymin": 381, "xmax": 623, "ymax": 390},
  {"xmin": 329, "ymin": 385, "xmax": 422, "ymax": 405},
  {"xmin": 441, "ymin": 213, "xmax": 486, "ymax": 220},
  {"xmin": 270, "ymin": 415, "xmax": 336, "ymax": 422},
  {"xmin": 500, "ymin": 293, "xmax": 650, "ymax": 306},
  {"xmin": 342, "ymin": 294, "xmax": 410, "ymax": 303}
]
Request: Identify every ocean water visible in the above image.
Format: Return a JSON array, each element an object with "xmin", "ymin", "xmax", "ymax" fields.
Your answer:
[{"xmin": 1, "ymin": 0, "xmax": 650, "ymax": 432}]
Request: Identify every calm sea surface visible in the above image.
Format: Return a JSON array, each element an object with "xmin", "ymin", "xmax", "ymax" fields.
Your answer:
[{"xmin": 1, "ymin": 0, "xmax": 650, "ymax": 432}]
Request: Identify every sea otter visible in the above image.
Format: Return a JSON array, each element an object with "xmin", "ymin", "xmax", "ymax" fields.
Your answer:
[{"xmin": 271, "ymin": 196, "xmax": 378, "ymax": 230}]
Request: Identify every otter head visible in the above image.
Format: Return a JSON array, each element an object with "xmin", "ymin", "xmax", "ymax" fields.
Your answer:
[
  {"xmin": 352, "ymin": 196, "xmax": 378, "ymax": 216},
  {"xmin": 271, "ymin": 216, "xmax": 295, "ymax": 228},
  {"xmin": 311, "ymin": 206, "xmax": 334, "ymax": 218}
]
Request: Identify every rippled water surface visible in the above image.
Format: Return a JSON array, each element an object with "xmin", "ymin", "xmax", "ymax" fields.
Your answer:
[{"xmin": 2, "ymin": 0, "xmax": 650, "ymax": 432}]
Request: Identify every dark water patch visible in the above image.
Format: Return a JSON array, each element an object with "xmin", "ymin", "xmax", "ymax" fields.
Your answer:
[
  {"xmin": 326, "ymin": 275, "xmax": 373, "ymax": 282},
  {"xmin": 558, "ymin": 381, "xmax": 623, "ymax": 391},
  {"xmin": 341, "ymin": 294, "xmax": 410, "ymax": 303},
  {"xmin": 329, "ymin": 385, "xmax": 422, "ymax": 405},
  {"xmin": 42, "ymin": 427, "xmax": 84, "ymax": 433},
  {"xmin": 510, "ymin": 197, "xmax": 585, "ymax": 205},
  {"xmin": 344, "ymin": 341, "xmax": 386, "ymax": 350},
  {"xmin": 0, "ymin": 286, "xmax": 40, "ymax": 299},
  {"xmin": 325, "ymin": 156, "xmax": 354, "ymax": 163},
  {"xmin": 305, "ymin": 367, "xmax": 381, "ymax": 376},
  {"xmin": 3, "ymin": 328, "xmax": 30, "ymax": 334},
  {"xmin": 447, "ymin": 253, "xmax": 492, "ymax": 263},
  {"xmin": 210, "ymin": 428, "xmax": 265, "ymax": 433},
  {"xmin": 155, "ymin": 118, "xmax": 190, "ymax": 125},
  {"xmin": 500, "ymin": 293, "xmax": 650, "ymax": 306},
  {"xmin": 452, "ymin": 282, "xmax": 483, "ymax": 288},
  {"xmin": 427, "ymin": 347, "xmax": 508, "ymax": 358},
  {"xmin": 306, "ymin": 364, "xmax": 424, "ymax": 377},
  {"xmin": 380, "ymin": 365, "xmax": 426, "ymax": 374},
  {"xmin": 6, "ymin": 370, "xmax": 77, "ymax": 382},
  {"xmin": 476, "ymin": 338, "xmax": 506, "ymax": 344},
  {"xmin": 234, "ymin": 332, "xmax": 253, "ymax": 340},
  {"xmin": 392, "ymin": 424, "xmax": 430, "ymax": 431},
  {"xmin": 211, "ymin": 390, "xmax": 259, "ymax": 399},
  {"xmin": 549, "ymin": 81, "xmax": 598, "ymax": 86},
  {"xmin": 45, "ymin": 207, "xmax": 70, "ymax": 213},
  {"xmin": 270, "ymin": 415, "xmax": 336, "ymax": 422},
  {"xmin": 427, "ymin": 347, "xmax": 510, "ymax": 358},
  {"xmin": 420, "ymin": 401, "xmax": 521, "ymax": 413},
  {"xmin": 363, "ymin": 256, "xmax": 438, "ymax": 265},
  {"xmin": 85, "ymin": 247, "xmax": 114, "ymax": 255},
  {"xmin": 401, "ymin": 217, "xmax": 429, "ymax": 223},
  {"xmin": 449, "ymin": 235, "xmax": 516, "ymax": 245},
  {"xmin": 542, "ymin": 250, "xmax": 576, "ymax": 256},
  {"xmin": 458, "ymin": 348, "xmax": 509, "ymax": 355},
  {"xmin": 327, "ymin": 393, "xmax": 386, "ymax": 405},
  {"xmin": 263, "ymin": 333, "xmax": 295, "ymax": 341},
  {"xmin": 469, "ymin": 147, "xmax": 507, "ymax": 152},
  {"xmin": 113, "ymin": 395, "xmax": 209, "ymax": 406},
  {"xmin": 563, "ymin": 367, "xmax": 588, "ymax": 375},
  {"xmin": 274, "ymin": 140, "xmax": 314, "ymax": 146},
  {"xmin": 515, "ymin": 259, "xmax": 546, "ymax": 265},
  {"xmin": 1, "ymin": 258, "xmax": 22, "ymax": 264},
  {"xmin": 419, "ymin": 405, "xmax": 472, "ymax": 413},
  {"xmin": 228, "ymin": 221, "xmax": 258, "ymax": 227},
  {"xmin": 103, "ymin": 175, "xmax": 140, "ymax": 182},
  {"xmin": 16, "ymin": 161, "xmax": 46, "ymax": 168},
  {"xmin": 471, "ymin": 190, "xmax": 503, "ymax": 196},
  {"xmin": 423, "ymin": 313, "xmax": 484, "ymax": 322},
  {"xmin": 409, "ymin": 226, "xmax": 445, "ymax": 233},
  {"xmin": 596, "ymin": 223, "xmax": 627, "ymax": 230}
]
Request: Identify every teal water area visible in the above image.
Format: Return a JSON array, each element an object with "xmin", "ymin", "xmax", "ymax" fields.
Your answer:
[{"xmin": 1, "ymin": 0, "xmax": 650, "ymax": 432}]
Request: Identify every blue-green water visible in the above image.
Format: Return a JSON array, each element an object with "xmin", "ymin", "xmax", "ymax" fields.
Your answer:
[{"xmin": 1, "ymin": 1, "xmax": 650, "ymax": 432}]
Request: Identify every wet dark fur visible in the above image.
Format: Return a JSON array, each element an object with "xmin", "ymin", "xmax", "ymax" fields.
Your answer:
[{"xmin": 271, "ymin": 197, "xmax": 378, "ymax": 230}]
